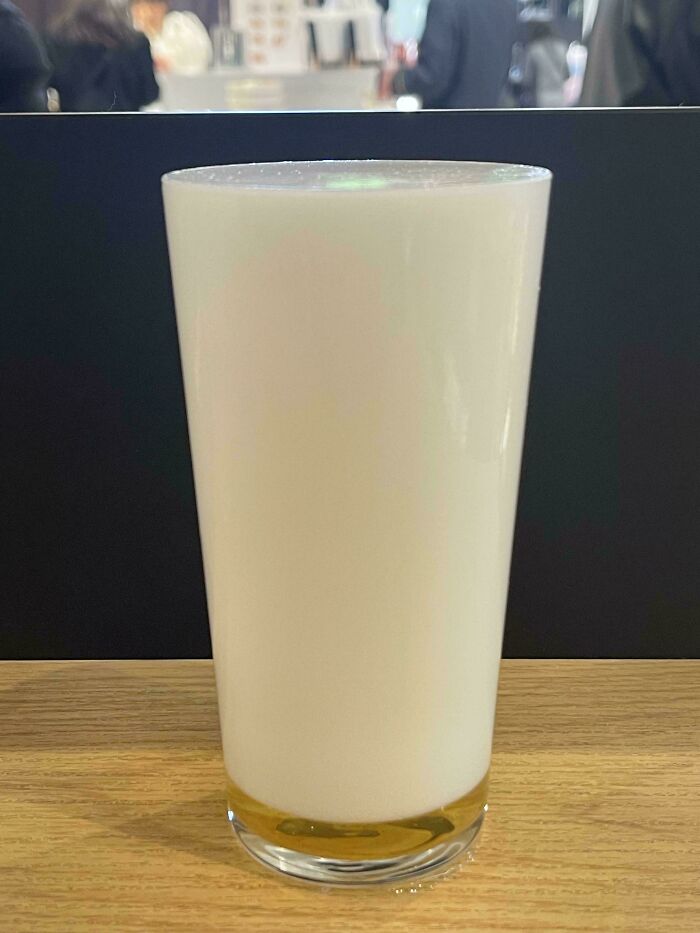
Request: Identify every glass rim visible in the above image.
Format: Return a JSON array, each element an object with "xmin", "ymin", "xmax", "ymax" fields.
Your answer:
[{"xmin": 161, "ymin": 160, "xmax": 552, "ymax": 194}]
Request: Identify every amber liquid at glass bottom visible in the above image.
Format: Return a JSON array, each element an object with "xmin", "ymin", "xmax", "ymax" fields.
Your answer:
[{"xmin": 227, "ymin": 772, "xmax": 488, "ymax": 862}]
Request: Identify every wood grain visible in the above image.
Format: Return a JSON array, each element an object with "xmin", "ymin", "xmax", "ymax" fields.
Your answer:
[{"xmin": 1, "ymin": 661, "xmax": 698, "ymax": 932}]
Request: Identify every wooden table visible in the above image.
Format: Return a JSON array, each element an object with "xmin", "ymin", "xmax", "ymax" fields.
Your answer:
[{"xmin": 1, "ymin": 661, "xmax": 698, "ymax": 931}]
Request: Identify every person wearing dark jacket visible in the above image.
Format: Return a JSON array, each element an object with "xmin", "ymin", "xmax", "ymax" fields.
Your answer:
[
  {"xmin": 523, "ymin": 20, "xmax": 569, "ymax": 108},
  {"xmin": 382, "ymin": 0, "xmax": 518, "ymax": 109},
  {"xmin": 0, "ymin": 0, "xmax": 50, "ymax": 112},
  {"xmin": 580, "ymin": 0, "xmax": 700, "ymax": 106},
  {"xmin": 46, "ymin": 0, "xmax": 159, "ymax": 112}
]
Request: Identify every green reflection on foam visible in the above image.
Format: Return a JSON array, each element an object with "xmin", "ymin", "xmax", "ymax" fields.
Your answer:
[{"xmin": 324, "ymin": 176, "xmax": 390, "ymax": 191}]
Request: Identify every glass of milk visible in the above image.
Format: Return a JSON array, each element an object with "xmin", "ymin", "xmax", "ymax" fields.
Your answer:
[{"xmin": 163, "ymin": 161, "xmax": 551, "ymax": 885}]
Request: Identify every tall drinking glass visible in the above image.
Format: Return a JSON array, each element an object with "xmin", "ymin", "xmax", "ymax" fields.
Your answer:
[{"xmin": 163, "ymin": 161, "xmax": 551, "ymax": 885}]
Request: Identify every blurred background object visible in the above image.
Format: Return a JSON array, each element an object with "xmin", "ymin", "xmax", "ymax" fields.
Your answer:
[
  {"xmin": 522, "ymin": 18, "xmax": 569, "ymax": 107},
  {"xmin": 0, "ymin": 0, "xmax": 50, "ymax": 112},
  {"xmin": 45, "ymin": 0, "xmax": 159, "ymax": 111},
  {"xmin": 580, "ymin": 0, "xmax": 700, "ymax": 107},
  {"xmin": 130, "ymin": 0, "xmax": 213, "ymax": 73},
  {"xmin": 564, "ymin": 39, "xmax": 587, "ymax": 104},
  {"xmin": 5, "ymin": 3, "xmax": 698, "ymax": 117},
  {"xmin": 6, "ymin": 0, "xmax": 574, "ymax": 112},
  {"xmin": 383, "ymin": 0, "xmax": 518, "ymax": 108}
]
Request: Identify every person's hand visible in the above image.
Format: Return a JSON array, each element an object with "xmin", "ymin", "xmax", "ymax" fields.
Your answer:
[
  {"xmin": 377, "ymin": 63, "xmax": 399, "ymax": 100},
  {"xmin": 153, "ymin": 55, "xmax": 172, "ymax": 74}
]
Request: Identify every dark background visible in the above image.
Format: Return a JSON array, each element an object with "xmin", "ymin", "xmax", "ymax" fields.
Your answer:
[{"xmin": 1, "ymin": 109, "xmax": 699, "ymax": 659}]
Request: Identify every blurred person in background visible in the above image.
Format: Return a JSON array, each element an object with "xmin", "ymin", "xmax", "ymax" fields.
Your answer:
[
  {"xmin": 0, "ymin": 0, "xmax": 50, "ymax": 111},
  {"xmin": 46, "ymin": 0, "xmax": 159, "ymax": 111},
  {"xmin": 582, "ymin": 0, "xmax": 600, "ymax": 38},
  {"xmin": 580, "ymin": 0, "xmax": 700, "ymax": 106},
  {"xmin": 130, "ymin": 0, "xmax": 213, "ymax": 73},
  {"xmin": 523, "ymin": 19, "xmax": 569, "ymax": 107},
  {"xmin": 379, "ymin": 0, "xmax": 518, "ymax": 109}
]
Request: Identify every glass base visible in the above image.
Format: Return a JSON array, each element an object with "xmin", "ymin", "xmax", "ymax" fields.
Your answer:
[
  {"xmin": 226, "ymin": 775, "xmax": 488, "ymax": 886},
  {"xmin": 231, "ymin": 810, "xmax": 485, "ymax": 886}
]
